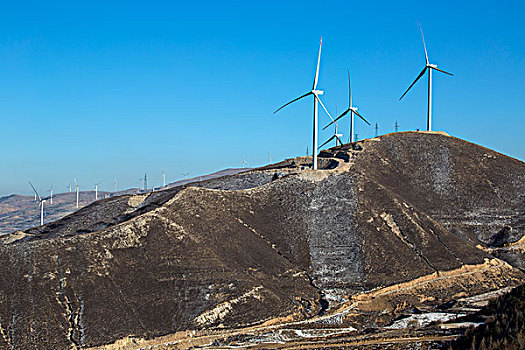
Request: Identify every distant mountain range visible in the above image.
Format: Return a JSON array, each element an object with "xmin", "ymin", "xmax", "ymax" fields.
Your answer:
[{"xmin": 0, "ymin": 168, "xmax": 251, "ymax": 235}]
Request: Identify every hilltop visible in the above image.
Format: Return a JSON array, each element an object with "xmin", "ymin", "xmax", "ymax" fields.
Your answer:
[{"xmin": 0, "ymin": 131, "xmax": 523, "ymax": 349}]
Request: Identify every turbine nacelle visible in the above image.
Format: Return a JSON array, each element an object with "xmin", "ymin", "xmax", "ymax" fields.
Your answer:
[{"xmin": 312, "ymin": 89, "xmax": 324, "ymax": 96}]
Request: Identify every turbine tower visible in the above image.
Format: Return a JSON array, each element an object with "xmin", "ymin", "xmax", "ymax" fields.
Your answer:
[
  {"xmin": 48, "ymin": 184, "xmax": 53, "ymax": 205},
  {"xmin": 29, "ymin": 182, "xmax": 49, "ymax": 226},
  {"xmin": 114, "ymin": 177, "xmax": 118, "ymax": 193},
  {"xmin": 375, "ymin": 123, "xmax": 379, "ymax": 137},
  {"xmin": 162, "ymin": 170, "xmax": 166, "ymax": 188},
  {"xmin": 94, "ymin": 182, "xmax": 101, "ymax": 200},
  {"xmin": 241, "ymin": 156, "xmax": 248, "ymax": 168},
  {"xmin": 274, "ymin": 37, "xmax": 333, "ymax": 170},
  {"xmin": 399, "ymin": 23, "xmax": 453, "ymax": 131},
  {"xmin": 74, "ymin": 179, "xmax": 80, "ymax": 208},
  {"xmin": 395, "ymin": 121, "xmax": 400, "ymax": 132},
  {"xmin": 323, "ymin": 71, "xmax": 369, "ymax": 143}
]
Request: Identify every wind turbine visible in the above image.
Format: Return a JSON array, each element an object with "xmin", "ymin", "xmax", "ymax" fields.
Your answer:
[
  {"xmin": 274, "ymin": 37, "xmax": 334, "ymax": 170},
  {"xmin": 74, "ymin": 179, "xmax": 80, "ymax": 208},
  {"xmin": 395, "ymin": 121, "xmax": 400, "ymax": 132},
  {"xmin": 162, "ymin": 170, "xmax": 166, "ymax": 188},
  {"xmin": 318, "ymin": 125, "xmax": 343, "ymax": 149},
  {"xmin": 67, "ymin": 182, "xmax": 72, "ymax": 193},
  {"xmin": 399, "ymin": 23, "xmax": 453, "ymax": 131},
  {"xmin": 375, "ymin": 123, "xmax": 379, "ymax": 137},
  {"xmin": 182, "ymin": 172, "xmax": 190, "ymax": 180},
  {"xmin": 94, "ymin": 182, "xmax": 101, "ymax": 200},
  {"xmin": 48, "ymin": 184, "xmax": 53, "ymax": 205},
  {"xmin": 323, "ymin": 71, "xmax": 369, "ymax": 143},
  {"xmin": 241, "ymin": 156, "xmax": 248, "ymax": 168},
  {"xmin": 29, "ymin": 182, "xmax": 49, "ymax": 226},
  {"xmin": 319, "ymin": 106, "xmax": 343, "ymax": 149}
]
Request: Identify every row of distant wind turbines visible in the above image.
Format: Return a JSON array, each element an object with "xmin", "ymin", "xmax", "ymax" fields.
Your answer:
[
  {"xmin": 274, "ymin": 24, "xmax": 453, "ymax": 170},
  {"xmin": 28, "ymin": 170, "xmax": 193, "ymax": 226}
]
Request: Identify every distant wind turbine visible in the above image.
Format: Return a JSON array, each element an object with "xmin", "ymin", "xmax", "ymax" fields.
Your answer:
[
  {"xmin": 323, "ymin": 71, "xmax": 369, "ymax": 143},
  {"xmin": 113, "ymin": 177, "xmax": 118, "ymax": 192},
  {"xmin": 67, "ymin": 182, "xmax": 72, "ymax": 193},
  {"xmin": 395, "ymin": 121, "xmax": 400, "ymax": 132},
  {"xmin": 399, "ymin": 23, "xmax": 453, "ymax": 131},
  {"xmin": 241, "ymin": 156, "xmax": 248, "ymax": 168},
  {"xmin": 162, "ymin": 170, "xmax": 166, "ymax": 188},
  {"xmin": 274, "ymin": 37, "xmax": 334, "ymax": 170},
  {"xmin": 29, "ymin": 182, "xmax": 49, "ymax": 226},
  {"xmin": 375, "ymin": 123, "xmax": 379, "ymax": 137},
  {"xmin": 74, "ymin": 179, "xmax": 80, "ymax": 208},
  {"xmin": 94, "ymin": 182, "xmax": 101, "ymax": 200},
  {"xmin": 319, "ymin": 106, "xmax": 343, "ymax": 149},
  {"xmin": 48, "ymin": 184, "xmax": 53, "ymax": 205},
  {"xmin": 182, "ymin": 172, "xmax": 190, "ymax": 179},
  {"xmin": 319, "ymin": 126, "xmax": 343, "ymax": 150}
]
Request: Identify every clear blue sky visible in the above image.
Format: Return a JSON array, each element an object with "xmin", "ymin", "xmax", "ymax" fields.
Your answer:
[{"xmin": 1, "ymin": 0, "xmax": 523, "ymax": 196}]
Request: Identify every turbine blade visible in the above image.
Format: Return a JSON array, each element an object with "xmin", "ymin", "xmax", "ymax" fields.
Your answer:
[
  {"xmin": 28, "ymin": 181, "xmax": 41, "ymax": 202},
  {"xmin": 323, "ymin": 109, "xmax": 349, "ymax": 130},
  {"xmin": 353, "ymin": 110, "xmax": 371, "ymax": 125},
  {"xmin": 419, "ymin": 22, "xmax": 429, "ymax": 65},
  {"xmin": 431, "ymin": 66, "xmax": 453, "ymax": 76},
  {"xmin": 335, "ymin": 134, "xmax": 344, "ymax": 146},
  {"xmin": 348, "ymin": 70, "xmax": 352, "ymax": 108},
  {"xmin": 313, "ymin": 37, "xmax": 322, "ymax": 90},
  {"xmin": 318, "ymin": 135, "xmax": 335, "ymax": 149},
  {"xmin": 274, "ymin": 92, "xmax": 312, "ymax": 114},
  {"xmin": 315, "ymin": 95, "xmax": 333, "ymax": 121},
  {"xmin": 399, "ymin": 66, "xmax": 427, "ymax": 100}
]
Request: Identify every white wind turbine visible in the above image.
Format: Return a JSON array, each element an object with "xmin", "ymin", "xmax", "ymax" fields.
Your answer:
[
  {"xmin": 399, "ymin": 23, "xmax": 453, "ymax": 131},
  {"xmin": 114, "ymin": 177, "xmax": 118, "ymax": 193},
  {"xmin": 74, "ymin": 179, "xmax": 80, "ymax": 208},
  {"xmin": 319, "ymin": 106, "xmax": 343, "ymax": 149},
  {"xmin": 274, "ymin": 37, "xmax": 334, "ymax": 170},
  {"xmin": 48, "ymin": 184, "xmax": 53, "ymax": 205},
  {"xmin": 241, "ymin": 156, "xmax": 248, "ymax": 168},
  {"xmin": 162, "ymin": 170, "xmax": 166, "ymax": 188},
  {"xmin": 94, "ymin": 182, "xmax": 101, "ymax": 200},
  {"xmin": 323, "ymin": 71, "xmax": 369, "ymax": 143},
  {"xmin": 29, "ymin": 182, "xmax": 49, "ymax": 226}
]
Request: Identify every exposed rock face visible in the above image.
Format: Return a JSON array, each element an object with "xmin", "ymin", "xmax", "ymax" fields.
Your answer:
[{"xmin": 0, "ymin": 132, "xmax": 523, "ymax": 349}]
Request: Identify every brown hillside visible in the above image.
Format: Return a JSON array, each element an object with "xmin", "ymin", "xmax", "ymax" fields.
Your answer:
[{"xmin": 0, "ymin": 131, "xmax": 523, "ymax": 349}]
